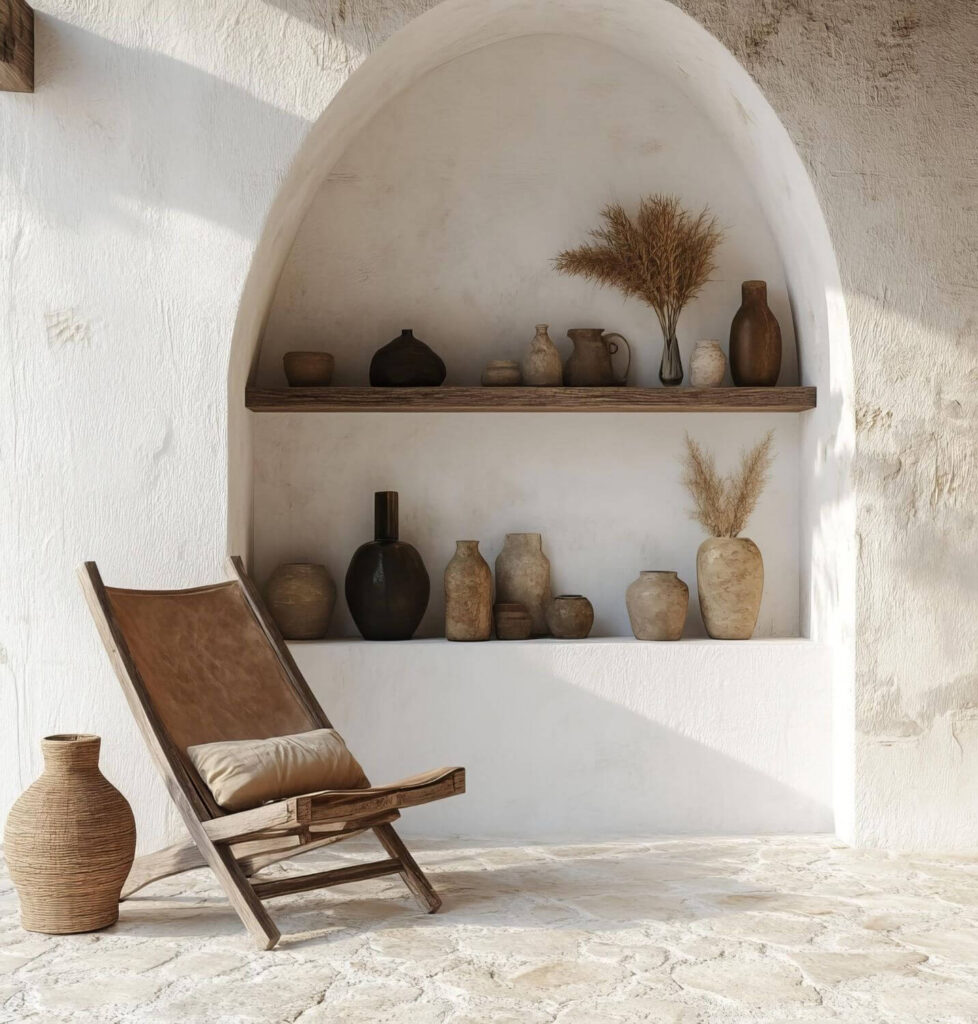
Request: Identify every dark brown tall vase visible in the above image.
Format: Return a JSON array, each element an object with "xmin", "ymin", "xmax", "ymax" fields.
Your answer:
[
  {"xmin": 729, "ymin": 280, "xmax": 782, "ymax": 386},
  {"xmin": 345, "ymin": 491, "xmax": 430, "ymax": 640}
]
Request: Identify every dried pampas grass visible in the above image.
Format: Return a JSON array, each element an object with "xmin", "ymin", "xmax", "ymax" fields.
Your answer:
[
  {"xmin": 682, "ymin": 432, "xmax": 774, "ymax": 538},
  {"xmin": 554, "ymin": 194, "xmax": 723, "ymax": 339}
]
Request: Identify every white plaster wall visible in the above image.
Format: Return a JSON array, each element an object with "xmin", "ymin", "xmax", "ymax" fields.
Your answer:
[
  {"xmin": 1, "ymin": 0, "xmax": 974, "ymax": 852},
  {"xmin": 292, "ymin": 638, "xmax": 834, "ymax": 837}
]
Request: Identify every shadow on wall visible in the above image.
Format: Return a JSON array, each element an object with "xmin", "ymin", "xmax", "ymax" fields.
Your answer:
[
  {"xmin": 18, "ymin": 18, "xmax": 311, "ymax": 238},
  {"xmin": 304, "ymin": 646, "xmax": 833, "ymax": 837},
  {"xmin": 261, "ymin": 0, "xmax": 438, "ymax": 61}
]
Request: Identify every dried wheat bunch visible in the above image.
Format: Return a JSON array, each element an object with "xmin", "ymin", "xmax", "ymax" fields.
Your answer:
[
  {"xmin": 682, "ymin": 431, "xmax": 774, "ymax": 537},
  {"xmin": 554, "ymin": 195, "xmax": 723, "ymax": 339}
]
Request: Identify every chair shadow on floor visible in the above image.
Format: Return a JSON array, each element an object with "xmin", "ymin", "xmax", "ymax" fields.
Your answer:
[{"xmin": 117, "ymin": 837, "xmax": 842, "ymax": 948}]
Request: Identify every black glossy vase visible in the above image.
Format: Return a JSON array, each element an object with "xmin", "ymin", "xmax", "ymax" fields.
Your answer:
[
  {"xmin": 369, "ymin": 329, "xmax": 446, "ymax": 387},
  {"xmin": 345, "ymin": 492, "xmax": 430, "ymax": 640}
]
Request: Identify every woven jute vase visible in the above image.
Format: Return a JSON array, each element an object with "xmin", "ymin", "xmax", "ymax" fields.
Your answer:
[{"xmin": 4, "ymin": 734, "xmax": 136, "ymax": 934}]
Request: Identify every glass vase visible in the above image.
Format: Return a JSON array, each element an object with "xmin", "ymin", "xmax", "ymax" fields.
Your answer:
[{"xmin": 659, "ymin": 332, "xmax": 683, "ymax": 386}]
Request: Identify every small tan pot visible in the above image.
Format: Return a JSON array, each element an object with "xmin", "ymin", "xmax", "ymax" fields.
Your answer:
[
  {"xmin": 626, "ymin": 571, "xmax": 688, "ymax": 641},
  {"xmin": 444, "ymin": 540, "xmax": 492, "ymax": 641},
  {"xmin": 696, "ymin": 537, "xmax": 764, "ymax": 639},
  {"xmin": 284, "ymin": 351, "xmax": 334, "ymax": 387},
  {"xmin": 493, "ymin": 602, "xmax": 533, "ymax": 640},
  {"xmin": 264, "ymin": 563, "xmax": 336, "ymax": 640},
  {"xmin": 4, "ymin": 735, "xmax": 136, "ymax": 934},
  {"xmin": 546, "ymin": 595, "xmax": 594, "ymax": 639}
]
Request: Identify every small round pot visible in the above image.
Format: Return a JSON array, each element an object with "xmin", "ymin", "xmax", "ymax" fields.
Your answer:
[
  {"xmin": 284, "ymin": 351, "xmax": 334, "ymax": 387},
  {"xmin": 481, "ymin": 360, "xmax": 522, "ymax": 386},
  {"xmin": 626, "ymin": 571, "xmax": 689, "ymax": 641},
  {"xmin": 690, "ymin": 341, "xmax": 727, "ymax": 387},
  {"xmin": 264, "ymin": 563, "xmax": 336, "ymax": 640},
  {"xmin": 545, "ymin": 595, "xmax": 594, "ymax": 639},
  {"xmin": 493, "ymin": 602, "xmax": 533, "ymax": 640},
  {"xmin": 696, "ymin": 537, "xmax": 763, "ymax": 639}
]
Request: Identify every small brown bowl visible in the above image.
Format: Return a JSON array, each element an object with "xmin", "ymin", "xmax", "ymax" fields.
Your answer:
[
  {"xmin": 284, "ymin": 351, "xmax": 334, "ymax": 387},
  {"xmin": 493, "ymin": 601, "xmax": 533, "ymax": 641}
]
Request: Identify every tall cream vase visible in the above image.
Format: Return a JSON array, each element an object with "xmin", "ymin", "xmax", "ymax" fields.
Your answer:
[
  {"xmin": 4, "ymin": 734, "xmax": 136, "ymax": 934},
  {"xmin": 494, "ymin": 533, "xmax": 552, "ymax": 635},
  {"xmin": 696, "ymin": 537, "xmax": 763, "ymax": 639}
]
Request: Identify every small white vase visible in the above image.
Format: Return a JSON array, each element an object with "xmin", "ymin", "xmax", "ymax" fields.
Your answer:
[{"xmin": 690, "ymin": 341, "xmax": 727, "ymax": 387}]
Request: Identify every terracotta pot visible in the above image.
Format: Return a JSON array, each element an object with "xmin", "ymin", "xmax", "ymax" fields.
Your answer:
[
  {"xmin": 729, "ymin": 281, "xmax": 782, "ymax": 386},
  {"xmin": 481, "ymin": 360, "xmax": 522, "ymax": 386},
  {"xmin": 696, "ymin": 537, "xmax": 764, "ymax": 639},
  {"xmin": 345, "ymin": 491, "xmax": 430, "ymax": 640},
  {"xmin": 283, "ymin": 351, "xmax": 334, "ymax": 387},
  {"xmin": 626, "ymin": 571, "xmax": 689, "ymax": 641},
  {"xmin": 4, "ymin": 735, "xmax": 136, "ymax": 934},
  {"xmin": 690, "ymin": 341, "xmax": 726, "ymax": 387},
  {"xmin": 444, "ymin": 541, "xmax": 492, "ymax": 641},
  {"xmin": 521, "ymin": 324, "xmax": 563, "ymax": 386},
  {"xmin": 563, "ymin": 329, "xmax": 631, "ymax": 386},
  {"xmin": 264, "ymin": 563, "xmax": 336, "ymax": 640},
  {"xmin": 494, "ymin": 533, "xmax": 552, "ymax": 635},
  {"xmin": 493, "ymin": 602, "xmax": 533, "ymax": 640},
  {"xmin": 546, "ymin": 594, "xmax": 594, "ymax": 639},
  {"xmin": 370, "ymin": 329, "xmax": 446, "ymax": 387}
]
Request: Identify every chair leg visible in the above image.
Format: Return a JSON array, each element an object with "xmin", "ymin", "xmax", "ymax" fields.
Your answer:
[
  {"xmin": 122, "ymin": 838, "xmax": 206, "ymax": 899},
  {"xmin": 171, "ymin": 799, "xmax": 281, "ymax": 950},
  {"xmin": 373, "ymin": 822, "xmax": 442, "ymax": 913}
]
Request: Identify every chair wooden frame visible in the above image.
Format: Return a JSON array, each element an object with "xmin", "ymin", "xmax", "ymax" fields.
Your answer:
[{"xmin": 79, "ymin": 556, "xmax": 465, "ymax": 949}]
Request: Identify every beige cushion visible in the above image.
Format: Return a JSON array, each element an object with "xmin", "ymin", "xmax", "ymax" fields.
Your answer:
[{"xmin": 187, "ymin": 728, "xmax": 368, "ymax": 811}]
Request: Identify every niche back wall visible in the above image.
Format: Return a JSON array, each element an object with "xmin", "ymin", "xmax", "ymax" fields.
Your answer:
[{"xmin": 255, "ymin": 33, "xmax": 803, "ymax": 638}]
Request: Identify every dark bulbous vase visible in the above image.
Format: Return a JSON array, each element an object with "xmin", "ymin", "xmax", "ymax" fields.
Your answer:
[
  {"xmin": 730, "ymin": 280, "xmax": 782, "ymax": 386},
  {"xmin": 369, "ymin": 329, "xmax": 446, "ymax": 387},
  {"xmin": 345, "ymin": 491, "xmax": 430, "ymax": 640}
]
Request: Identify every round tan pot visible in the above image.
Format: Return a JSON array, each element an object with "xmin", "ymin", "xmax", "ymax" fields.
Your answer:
[
  {"xmin": 696, "ymin": 537, "xmax": 764, "ymax": 640},
  {"xmin": 444, "ymin": 540, "xmax": 492, "ymax": 641},
  {"xmin": 626, "ymin": 571, "xmax": 688, "ymax": 641},
  {"xmin": 4, "ymin": 735, "xmax": 136, "ymax": 934},
  {"xmin": 546, "ymin": 594, "xmax": 594, "ymax": 639},
  {"xmin": 264, "ymin": 563, "xmax": 336, "ymax": 640}
]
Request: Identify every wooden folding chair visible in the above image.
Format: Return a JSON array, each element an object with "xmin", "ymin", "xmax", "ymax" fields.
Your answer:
[{"xmin": 78, "ymin": 556, "xmax": 465, "ymax": 949}]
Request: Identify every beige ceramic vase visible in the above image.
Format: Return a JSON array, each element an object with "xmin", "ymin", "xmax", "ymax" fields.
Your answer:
[
  {"xmin": 521, "ymin": 325, "xmax": 563, "ymax": 386},
  {"xmin": 4, "ymin": 735, "xmax": 136, "ymax": 934},
  {"xmin": 444, "ymin": 540, "xmax": 492, "ymax": 641},
  {"xmin": 696, "ymin": 538, "xmax": 764, "ymax": 639},
  {"xmin": 494, "ymin": 533, "xmax": 552, "ymax": 635},
  {"xmin": 626, "ymin": 571, "xmax": 689, "ymax": 641},
  {"xmin": 264, "ymin": 563, "xmax": 336, "ymax": 640}
]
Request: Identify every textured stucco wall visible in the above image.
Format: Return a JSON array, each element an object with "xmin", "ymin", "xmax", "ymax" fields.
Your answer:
[{"xmin": 1, "ymin": 0, "xmax": 975, "ymax": 850}]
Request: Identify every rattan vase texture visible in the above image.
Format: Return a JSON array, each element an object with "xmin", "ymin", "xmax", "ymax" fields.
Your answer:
[{"xmin": 4, "ymin": 734, "xmax": 136, "ymax": 934}]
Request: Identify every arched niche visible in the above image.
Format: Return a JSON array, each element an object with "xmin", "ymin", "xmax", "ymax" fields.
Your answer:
[{"xmin": 227, "ymin": 0, "xmax": 855, "ymax": 839}]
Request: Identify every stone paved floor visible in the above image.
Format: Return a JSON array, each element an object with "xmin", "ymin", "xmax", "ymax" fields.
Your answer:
[{"xmin": 2, "ymin": 836, "xmax": 978, "ymax": 1022}]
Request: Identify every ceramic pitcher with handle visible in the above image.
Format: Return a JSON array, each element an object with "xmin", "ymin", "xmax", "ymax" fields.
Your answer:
[{"xmin": 564, "ymin": 328, "xmax": 631, "ymax": 386}]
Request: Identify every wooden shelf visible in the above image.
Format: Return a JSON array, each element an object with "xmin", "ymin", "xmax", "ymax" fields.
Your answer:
[{"xmin": 246, "ymin": 385, "xmax": 816, "ymax": 413}]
